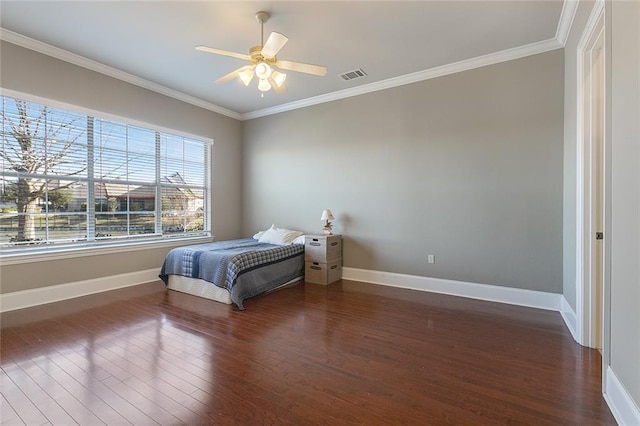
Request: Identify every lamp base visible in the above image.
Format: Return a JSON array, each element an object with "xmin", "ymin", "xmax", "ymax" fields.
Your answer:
[{"xmin": 322, "ymin": 222, "xmax": 333, "ymax": 235}]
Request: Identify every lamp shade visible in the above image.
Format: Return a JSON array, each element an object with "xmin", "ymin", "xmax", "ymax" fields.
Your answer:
[
  {"xmin": 271, "ymin": 70, "xmax": 287, "ymax": 88},
  {"xmin": 320, "ymin": 210, "xmax": 335, "ymax": 221},
  {"xmin": 257, "ymin": 78, "xmax": 272, "ymax": 92},
  {"xmin": 238, "ymin": 69, "xmax": 254, "ymax": 86}
]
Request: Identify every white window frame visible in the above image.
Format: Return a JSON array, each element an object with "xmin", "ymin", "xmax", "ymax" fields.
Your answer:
[{"xmin": 0, "ymin": 89, "xmax": 213, "ymax": 263}]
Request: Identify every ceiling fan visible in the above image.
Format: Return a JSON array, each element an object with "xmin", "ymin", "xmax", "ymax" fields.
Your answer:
[{"xmin": 196, "ymin": 11, "xmax": 327, "ymax": 95}]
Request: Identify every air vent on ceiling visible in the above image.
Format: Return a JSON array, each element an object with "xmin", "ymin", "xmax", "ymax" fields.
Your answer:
[{"xmin": 339, "ymin": 68, "xmax": 367, "ymax": 81}]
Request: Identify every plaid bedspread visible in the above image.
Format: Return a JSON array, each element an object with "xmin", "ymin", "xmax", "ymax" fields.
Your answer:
[{"xmin": 159, "ymin": 238, "xmax": 304, "ymax": 309}]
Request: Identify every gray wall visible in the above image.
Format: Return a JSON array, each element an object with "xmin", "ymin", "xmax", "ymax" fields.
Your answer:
[
  {"xmin": 243, "ymin": 50, "xmax": 564, "ymax": 293},
  {"xmin": 0, "ymin": 41, "xmax": 244, "ymax": 293},
  {"xmin": 609, "ymin": 0, "xmax": 640, "ymax": 407}
]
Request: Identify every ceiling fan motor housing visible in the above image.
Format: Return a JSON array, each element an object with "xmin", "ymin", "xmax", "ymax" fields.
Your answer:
[
  {"xmin": 249, "ymin": 46, "xmax": 277, "ymax": 65},
  {"xmin": 255, "ymin": 11, "xmax": 270, "ymax": 24}
]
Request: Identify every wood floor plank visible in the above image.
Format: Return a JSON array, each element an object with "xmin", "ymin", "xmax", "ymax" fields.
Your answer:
[
  {"xmin": 1, "ymin": 280, "xmax": 616, "ymax": 425},
  {"xmin": 143, "ymin": 375, "xmax": 211, "ymax": 415},
  {"xmin": 47, "ymin": 370, "xmax": 130, "ymax": 425},
  {"xmin": 0, "ymin": 367, "xmax": 50, "ymax": 425},
  {"xmin": 11, "ymin": 359, "xmax": 104, "ymax": 425},
  {"xmin": 68, "ymin": 373, "xmax": 157, "ymax": 425},
  {"xmin": 100, "ymin": 376, "xmax": 180, "ymax": 425},
  {"xmin": 121, "ymin": 375, "xmax": 207, "ymax": 424},
  {"xmin": 0, "ymin": 393, "xmax": 25, "ymax": 425}
]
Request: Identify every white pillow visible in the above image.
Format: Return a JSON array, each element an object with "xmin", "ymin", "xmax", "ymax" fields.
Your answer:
[
  {"xmin": 253, "ymin": 224, "xmax": 276, "ymax": 240},
  {"xmin": 259, "ymin": 227, "xmax": 303, "ymax": 246},
  {"xmin": 291, "ymin": 235, "xmax": 306, "ymax": 245}
]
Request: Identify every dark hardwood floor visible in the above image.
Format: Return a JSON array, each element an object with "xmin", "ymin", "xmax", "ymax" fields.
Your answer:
[{"xmin": 1, "ymin": 280, "xmax": 615, "ymax": 425}]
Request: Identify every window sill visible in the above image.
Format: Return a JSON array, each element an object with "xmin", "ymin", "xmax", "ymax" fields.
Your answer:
[{"xmin": 0, "ymin": 235, "xmax": 214, "ymax": 266}]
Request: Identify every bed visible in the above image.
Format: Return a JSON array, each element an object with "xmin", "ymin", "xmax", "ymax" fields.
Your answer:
[{"xmin": 159, "ymin": 237, "xmax": 305, "ymax": 310}]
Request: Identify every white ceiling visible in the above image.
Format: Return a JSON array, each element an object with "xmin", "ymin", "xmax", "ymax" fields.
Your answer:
[{"xmin": 0, "ymin": 1, "xmax": 567, "ymax": 119}]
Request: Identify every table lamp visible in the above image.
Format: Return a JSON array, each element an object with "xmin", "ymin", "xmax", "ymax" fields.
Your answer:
[{"xmin": 321, "ymin": 209, "xmax": 335, "ymax": 235}]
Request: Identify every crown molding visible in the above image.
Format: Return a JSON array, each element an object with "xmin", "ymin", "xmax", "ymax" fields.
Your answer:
[
  {"xmin": 0, "ymin": 28, "xmax": 242, "ymax": 120},
  {"xmin": 556, "ymin": 0, "xmax": 580, "ymax": 46},
  {"xmin": 2, "ymin": 2, "xmax": 570, "ymax": 124},
  {"xmin": 241, "ymin": 37, "xmax": 563, "ymax": 120}
]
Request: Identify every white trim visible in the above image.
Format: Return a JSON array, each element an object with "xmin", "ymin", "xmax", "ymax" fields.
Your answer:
[
  {"xmin": 0, "ymin": 28, "xmax": 241, "ymax": 121},
  {"xmin": 604, "ymin": 366, "xmax": 640, "ymax": 426},
  {"xmin": 0, "ymin": 268, "xmax": 159, "ymax": 313},
  {"xmin": 0, "ymin": 236, "xmax": 212, "ymax": 266},
  {"xmin": 556, "ymin": 0, "xmax": 580, "ymax": 46},
  {"xmin": 575, "ymin": 0, "xmax": 606, "ymax": 348},
  {"xmin": 342, "ymin": 267, "xmax": 561, "ymax": 311},
  {"xmin": 560, "ymin": 296, "xmax": 579, "ymax": 342},
  {"xmin": 575, "ymin": 31, "xmax": 586, "ymax": 346},
  {"xmin": 242, "ymin": 38, "xmax": 563, "ymax": 120}
]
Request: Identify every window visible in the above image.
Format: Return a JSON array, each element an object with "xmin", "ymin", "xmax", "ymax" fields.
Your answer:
[{"xmin": 0, "ymin": 95, "xmax": 210, "ymax": 252}]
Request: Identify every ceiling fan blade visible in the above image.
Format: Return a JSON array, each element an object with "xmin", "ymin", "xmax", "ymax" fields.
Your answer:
[
  {"xmin": 261, "ymin": 32, "xmax": 288, "ymax": 58},
  {"xmin": 276, "ymin": 60, "xmax": 327, "ymax": 76},
  {"xmin": 195, "ymin": 45, "xmax": 251, "ymax": 61},
  {"xmin": 215, "ymin": 65, "xmax": 253, "ymax": 84}
]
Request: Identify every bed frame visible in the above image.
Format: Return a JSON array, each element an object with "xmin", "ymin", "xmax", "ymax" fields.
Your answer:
[{"xmin": 166, "ymin": 274, "xmax": 303, "ymax": 305}]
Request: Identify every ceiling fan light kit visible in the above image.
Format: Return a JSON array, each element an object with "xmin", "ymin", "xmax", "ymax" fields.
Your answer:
[
  {"xmin": 196, "ymin": 11, "xmax": 327, "ymax": 96},
  {"xmin": 255, "ymin": 62, "xmax": 272, "ymax": 79}
]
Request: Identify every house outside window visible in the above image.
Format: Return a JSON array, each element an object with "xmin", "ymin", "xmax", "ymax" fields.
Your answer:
[{"xmin": 0, "ymin": 95, "xmax": 211, "ymax": 253}]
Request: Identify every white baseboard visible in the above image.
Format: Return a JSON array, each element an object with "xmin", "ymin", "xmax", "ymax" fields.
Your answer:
[
  {"xmin": 2, "ymin": 266, "xmax": 564, "ymax": 318},
  {"xmin": 604, "ymin": 366, "xmax": 640, "ymax": 426},
  {"xmin": 560, "ymin": 295, "xmax": 579, "ymax": 342},
  {"xmin": 342, "ymin": 267, "xmax": 561, "ymax": 311},
  {"xmin": 0, "ymin": 268, "xmax": 160, "ymax": 313}
]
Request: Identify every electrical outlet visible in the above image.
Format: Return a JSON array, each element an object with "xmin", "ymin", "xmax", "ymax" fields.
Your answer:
[{"xmin": 427, "ymin": 254, "xmax": 435, "ymax": 264}]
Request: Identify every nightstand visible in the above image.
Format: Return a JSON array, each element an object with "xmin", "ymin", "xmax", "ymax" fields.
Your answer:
[{"xmin": 304, "ymin": 234, "xmax": 342, "ymax": 285}]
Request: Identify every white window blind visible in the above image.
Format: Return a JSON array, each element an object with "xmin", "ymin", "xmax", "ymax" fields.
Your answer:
[{"xmin": 0, "ymin": 95, "xmax": 211, "ymax": 252}]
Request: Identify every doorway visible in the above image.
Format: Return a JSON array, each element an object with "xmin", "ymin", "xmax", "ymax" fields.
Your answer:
[{"xmin": 577, "ymin": 1, "xmax": 606, "ymax": 350}]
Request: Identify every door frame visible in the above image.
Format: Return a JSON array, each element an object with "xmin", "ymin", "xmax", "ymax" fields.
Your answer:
[{"xmin": 575, "ymin": 0, "xmax": 607, "ymax": 350}]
